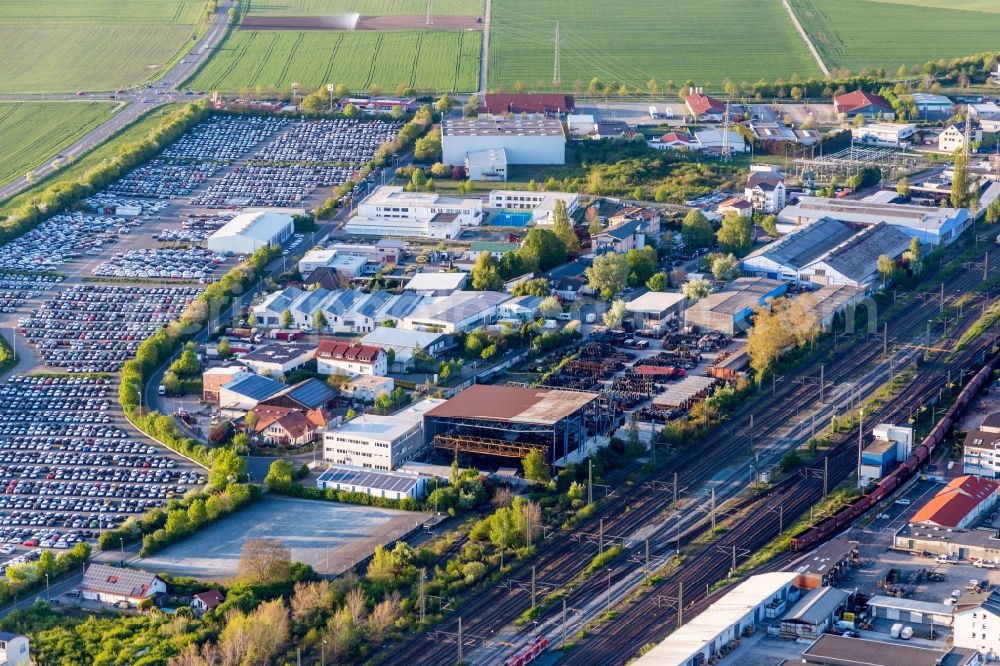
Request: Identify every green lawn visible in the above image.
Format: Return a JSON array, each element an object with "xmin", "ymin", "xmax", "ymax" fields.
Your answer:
[
  {"xmin": 0, "ymin": 102, "xmax": 119, "ymax": 190},
  {"xmin": 487, "ymin": 0, "xmax": 821, "ymax": 93},
  {"xmin": 0, "ymin": 104, "xmax": 184, "ymax": 218},
  {"xmin": 0, "ymin": 0, "xmax": 207, "ymax": 93},
  {"xmin": 245, "ymin": 0, "xmax": 482, "ymax": 15},
  {"xmin": 791, "ymin": 0, "xmax": 1000, "ymax": 75},
  {"xmin": 189, "ymin": 28, "xmax": 481, "ymax": 92}
]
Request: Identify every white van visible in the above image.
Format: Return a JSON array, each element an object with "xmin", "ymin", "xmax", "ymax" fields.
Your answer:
[{"xmin": 157, "ymin": 385, "xmax": 166, "ymax": 396}]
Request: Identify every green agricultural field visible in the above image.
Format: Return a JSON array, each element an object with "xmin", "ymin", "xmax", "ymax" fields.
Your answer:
[
  {"xmin": 487, "ymin": 0, "xmax": 821, "ymax": 93},
  {"xmin": 791, "ymin": 0, "xmax": 1000, "ymax": 75},
  {"xmin": 0, "ymin": 0, "xmax": 207, "ymax": 93},
  {"xmin": 0, "ymin": 102, "xmax": 118, "ymax": 190},
  {"xmin": 867, "ymin": 0, "xmax": 1000, "ymax": 12},
  {"xmin": 246, "ymin": 0, "xmax": 482, "ymax": 15},
  {"xmin": 189, "ymin": 29, "xmax": 480, "ymax": 92}
]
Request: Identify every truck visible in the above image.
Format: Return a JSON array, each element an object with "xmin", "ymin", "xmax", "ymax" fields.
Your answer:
[
  {"xmin": 890, "ymin": 623, "xmax": 903, "ymax": 639},
  {"xmin": 585, "ymin": 313, "xmax": 597, "ymax": 324},
  {"xmin": 648, "ymin": 105, "xmax": 660, "ymax": 119},
  {"xmin": 228, "ymin": 327, "xmax": 253, "ymax": 339},
  {"xmin": 269, "ymin": 329, "xmax": 303, "ymax": 341}
]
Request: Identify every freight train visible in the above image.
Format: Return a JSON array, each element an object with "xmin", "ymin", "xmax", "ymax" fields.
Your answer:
[{"xmin": 790, "ymin": 358, "xmax": 998, "ymax": 551}]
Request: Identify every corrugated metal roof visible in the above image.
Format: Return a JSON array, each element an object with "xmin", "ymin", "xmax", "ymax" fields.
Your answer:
[
  {"xmin": 426, "ymin": 384, "xmax": 598, "ymax": 425},
  {"xmin": 743, "ymin": 217, "xmax": 855, "ymax": 271},
  {"xmin": 809, "ymin": 222, "xmax": 911, "ymax": 284},
  {"xmin": 781, "ymin": 586, "xmax": 849, "ymax": 625}
]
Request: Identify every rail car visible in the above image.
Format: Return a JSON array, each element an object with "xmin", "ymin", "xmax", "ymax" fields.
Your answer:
[
  {"xmin": 790, "ymin": 359, "xmax": 998, "ymax": 551},
  {"xmin": 503, "ymin": 637, "xmax": 549, "ymax": 666}
]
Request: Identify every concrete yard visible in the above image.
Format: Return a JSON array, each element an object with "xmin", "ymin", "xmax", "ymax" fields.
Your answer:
[{"xmin": 138, "ymin": 496, "xmax": 430, "ymax": 580}]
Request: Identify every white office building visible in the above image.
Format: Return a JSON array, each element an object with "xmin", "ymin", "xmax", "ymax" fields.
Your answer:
[
  {"xmin": 206, "ymin": 211, "xmax": 294, "ymax": 255},
  {"xmin": 488, "ymin": 190, "xmax": 579, "ymax": 223},
  {"xmin": 851, "ymin": 123, "xmax": 916, "ymax": 146},
  {"xmin": 955, "ymin": 589, "xmax": 1000, "ymax": 659},
  {"xmin": 344, "ymin": 186, "xmax": 483, "ymax": 239},
  {"xmin": 323, "ymin": 398, "xmax": 444, "ymax": 470},
  {"xmin": 442, "ymin": 116, "xmax": 566, "ymax": 166}
]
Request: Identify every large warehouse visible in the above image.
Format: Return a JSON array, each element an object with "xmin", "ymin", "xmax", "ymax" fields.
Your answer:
[
  {"xmin": 684, "ymin": 277, "xmax": 786, "ymax": 335},
  {"xmin": 206, "ymin": 210, "xmax": 294, "ymax": 254},
  {"xmin": 778, "ymin": 196, "xmax": 970, "ymax": 246},
  {"xmin": 424, "ymin": 385, "xmax": 603, "ymax": 465},
  {"xmin": 441, "ymin": 117, "xmax": 566, "ymax": 166}
]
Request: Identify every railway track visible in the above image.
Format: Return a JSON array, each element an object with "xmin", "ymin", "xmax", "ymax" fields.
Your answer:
[{"xmin": 374, "ymin": 230, "xmax": 1000, "ymax": 665}]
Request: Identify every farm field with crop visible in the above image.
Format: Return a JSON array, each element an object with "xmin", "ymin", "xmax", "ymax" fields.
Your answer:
[
  {"xmin": 0, "ymin": 102, "xmax": 119, "ymax": 190},
  {"xmin": 245, "ymin": 0, "xmax": 482, "ymax": 15},
  {"xmin": 487, "ymin": 0, "xmax": 820, "ymax": 93},
  {"xmin": 791, "ymin": 0, "xmax": 1000, "ymax": 75},
  {"xmin": 188, "ymin": 29, "xmax": 481, "ymax": 93},
  {"xmin": 0, "ymin": 0, "xmax": 208, "ymax": 93}
]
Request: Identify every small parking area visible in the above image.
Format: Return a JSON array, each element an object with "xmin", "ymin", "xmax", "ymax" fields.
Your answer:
[
  {"xmin": 0, "ymin": 375, "xmax": 204, "ymax": 559},
  {"xmin": 18, "ymin": 285, "xmax": 202, "ymax": 373}
]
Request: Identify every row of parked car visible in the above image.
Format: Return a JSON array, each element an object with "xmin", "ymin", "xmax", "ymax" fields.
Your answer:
[
  {"xmin": 188, "ymin": 163, "xmax": 352, "ymax": 209},
  {"xmin": 92, "ymin": 247, "xmax": 227, "ymax": 280},
  {"xmin": 251, "ymin": 118, "xmax": 402, "ymax": 164}
]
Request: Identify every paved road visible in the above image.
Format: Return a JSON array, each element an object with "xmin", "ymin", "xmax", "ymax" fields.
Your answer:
[{"xmin": 0, "ymin": 0, "xmax": 234, "ymax": 203}]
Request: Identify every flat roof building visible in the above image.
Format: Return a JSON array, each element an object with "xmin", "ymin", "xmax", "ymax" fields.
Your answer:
[
  {"xmin": 851, "ymin": 122, "xmax": 917, "ymax": 146},
  {"xmin": 634, "ymin": 572, "xmax": 798, "ymax": 666},
  {"xmin": 625, "ymin": 292, "xmax": 686, "ymax": 333},
  {"xmin": 323, "ymin": 398, "xmax": 443, "ymax": 471},
  {"xmin": 442, "ymin": 117, "xmax": 565, "ymax": 166},
  {"xmin": 488, "ymin": 190, "xmax": 579, "ymax": 223},
  {"xmin": 802, "ymin": 634, "xmax": 977, "ymax": 666},
  {"xmin": 241, "ymin": 342, "xmax": 316, "ymax": 377},
  {"xmin": 317, "ymin": 465, "xmax": 427, "ymax": 501},
  {"xmin": 345, "ymin": 186, "xmax": 483, "ymax": 239},
  {"xmin": 400, "ymin": 291, "xmax": 510, "ymax": 334},
  {"xmin": 684, "ymin": 277, "xmax": 787, "ymax": 335},
  {"xmin": 465, "ymin": 148, "xmax": 508, "ymax": 181},
  {"xmin": 404, "ymin": 271, "xmax": 469, "ymax": 296},
  {"xmin": 424, "ymin": 384, "xmax": 601, "ymax": 464},
  {"xmin": 779, "ymin": 196, "xmax": 970, "ymax": 246},
  {"xmin": 206, "ymin": 211, "xmax": 293, "ymax": 255}
]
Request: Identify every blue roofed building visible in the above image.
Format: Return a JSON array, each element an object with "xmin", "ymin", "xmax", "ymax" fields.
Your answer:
[
  {"xmin": 218, "ymin": 374, "xmax": 286, "ymax": 411},
  {"xmin": 262, "ymin": 378, "xmax": 338, "ymax": 412}
]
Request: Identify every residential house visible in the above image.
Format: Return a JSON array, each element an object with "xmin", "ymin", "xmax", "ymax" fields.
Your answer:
[
  {"xmin": 594, "ymin": 120, "xmax": 632, "ymax": 140},
  {"xmin": 685, "ymin": 92, "xmax": 727, "ymax": 122},
  {"xmin": 0, "ymin": 633, "xmax": 29, "ymax": 666},
  {"xmin": 940, "ymin": 123, "xmax": 983, "ymax": 153},
  {"xmin": 80, "ymin": 564, "xmax": 166, "ymax": 607},
  {"xmin": 649, "ymin": 131, "xmax": 698, "ymax": 151},
  {"xmin": 833, "ymin": 90, "xmax": 894, "ymax": 120},
  {"xmin": 191, "ymin": 590, "xmax": 225, "ymax": 615},
  {"xmin": 303, "ymin": 266, "xmax": 346, "ymax": 291},
  {"xmin": 343, "ymin": 375, "xmax": 395, "ymax": 402},
  {"xmin": 964, "ymin": 413, "xmax": 1000, "ymax": 478},
  {"xmin": 315, "ymin": 341, "xmax": 387, "ymax": 377},
  {"xmin": 469, "ymin": 241, "xmax": 519, "ymax": 260},
  {"xmin": 546, "ymin": 262, "xmax": 589, "ymax": 301},
  {"xmin": 955, "ymin": 588, "xmax": 1000, "ymax": 659},
  {"xmin": 607, "ymin": 207, "xmax": 661, "ymax": 234},
  {"xmin": 717, "ymin": 197, "xmax": 753, "ymax": 219},
  {"xmin": 745, "ymin": 165, "xmax": 786, "ymax": 213},
  {"xmin": 251, "ymin": 406, "xmax": 317, "ymax": 446},
  {"xmin": 592, "ymin": 219, "xmax": 645, "ymax": 254},
  {"xmin": 500, "ymin": 295, "xmax": 543, "ymax": 321}
]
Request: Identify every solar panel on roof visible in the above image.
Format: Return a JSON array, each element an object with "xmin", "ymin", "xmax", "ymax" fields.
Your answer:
[
  {"xmin": 227, "ymin": 374, "xmax": 285, "ymax": 401},
  {"xmin": 318, "ymin": 468, "xmax": 418, "ymax": 493},
  {"xmin": 286, "ymin": 379, "xmax": 336, "ymax": 408}
]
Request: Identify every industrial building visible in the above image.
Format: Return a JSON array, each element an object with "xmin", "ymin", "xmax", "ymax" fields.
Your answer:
[
  {"xmin": 241, "ymin": 342, "xmax": 315, "ymax": 377},
  {"xmin": 910, "ymin": 475, "xmax": 999, "ymax": 529},
  {"xmin": 833, "ymin": 90, "xmax": 893, "ymax": 119},
  {"xmin": 778, "ymin": 586, "xmax": 850, "ymax": 639},
  {"xmin": 218, "ymin": 374, "xmax": 286, "ymax": 411},
  {"xmin": 866, "ymin": 596, "xmax": 954, "ymax": 627},
  {"xmin": 624, "ymin": 292, "xmax": 687, "ymax": 333},
  {"xmin": 801, "ymin": 635, "xmax": 978, "ymax": 666},
  {"xmin": 488, "ymin": 190, "xmax": 579, "ymax": 223},
  {"xmin": 316, "ymin": 466, "xmax": 427, "ymax": 501},
  {"xmin": 894, "ymin": 520, "xmax": 1000, "ymax": 563},
  {"xmin": 323, "ymin": 398, "xmax": 444, "ymax": 470},
  {"xmin": 859, "ymin": 423, "xmax": 914, "ymax": 483},
  {"xmin": 442, "ymin": 117, "xmax": 566, "ymax": 166},
  {"xmin": 404, "ymin": 272, "xmax": 468, "ymax": 296},
  {"xmin": 480, "ymin": 93, "xmax": 574, "ymax": 115},
  {"xmin": 790, "ymin": 539, "xmax": 859, "ymax": 590},
  {"xmin": 465, "ymin": 148, "xmax": 508, "ymax": 181},
  {"xmin": 424, "ymin": 385, "xmax": 601, "ymax": 464},
  {"xmin": 741, "ymin": 217, "xmax": 857, "ymax": 283},
  {"xmin": 206, "ymin": 210, "xmax": 294, "ymax": 255},
  {"xmin": 778, "ymin": 196, "xmax": 970, "ymax": 246},
  {"xmin": 400, "ymin": 291, "xmax": 510, "ymax": 334},
  {"xmin": 911, "ymin": 93, "xmax": 955, "ymax": 119},
  {"xmin": 683, "ymin": 277, "xmax": 787, "ymax": 335},
  {"xmin": 796, "ymin": 222, "xmax": 911, "ymax": 288},
  {"xmin": 851, "ymin": 122, "xmax": 916, "ymax": 146},
  {"xmin": 360, "ymin": 327, "xmax": 449, "ymax": 372},
  {"xmin": 80, "ymin": 564, "xmax": 166, "ymax": 607},
  {"xmin": 633, "ymin": 572, "xmax": 798, "ymax": 666},
  {"xmin": 469, "ymin": 241, "xmax": 519, "ymax": 260},
  {"xmin": 297, "ymin": 249, "xmax": 368, "ymax": 280},
  {"xmin": 253, "ymin": 287, "xmax": 422, "ymax": 333},
  {"xmin": 345, "ymin": 186, "xmax": 483, "ymax": 239}
]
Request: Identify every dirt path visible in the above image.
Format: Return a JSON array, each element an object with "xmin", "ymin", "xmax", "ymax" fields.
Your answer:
[
  {"xmin": 480, "ymin": 0, "xmax": 491, "ymax": 93},
  {"xmin": 782, "ymin": 0, "xmax": 830, "ymax": 78}
]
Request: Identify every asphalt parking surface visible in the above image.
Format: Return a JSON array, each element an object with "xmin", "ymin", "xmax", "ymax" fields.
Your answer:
[{"xmin": 138, "ymin": 496, "xmax": 430, "ymax": 580}]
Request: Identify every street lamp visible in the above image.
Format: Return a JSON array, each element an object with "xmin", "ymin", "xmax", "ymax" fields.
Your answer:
[
  {"xmin": 119, "ymin": 537, "xmax": 125, "ymax": 564},
  {"xmin": 321, "ymin": 639, "xmax": 328, "ymax": 666},
  {"xmin": 44, "ymin": 573, "xmax": 49, "ymax": 601}
]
